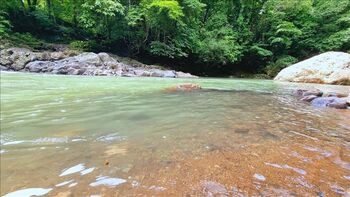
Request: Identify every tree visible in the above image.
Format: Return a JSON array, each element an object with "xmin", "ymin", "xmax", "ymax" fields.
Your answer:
[{"xmin": 79, "ymin": 0, "xmax": 125, "ymax": 38}]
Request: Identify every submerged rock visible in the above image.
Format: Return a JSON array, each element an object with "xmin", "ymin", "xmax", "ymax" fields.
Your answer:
[
  {"xmin": 323, "ymin": 92, "xmax": 348, "ymax": 98},
  {"xmin": 300, "ymin": 95, "xmax": 318, "ymax": 102},
  {"xmin": 165, "ymin": 83, "xmax": 202, "ymax": 92},
  {"xmin": 275, "ymin": 51, "xmax": 350, "ymax": 85},
  {"xmin": 293, "ymin": 89, "xmax": 323, "ymax": 97},
  {"xmin": 201, "ymin": 181, "xmax": 229, "ymax": 197},
  {"xmin": 311, "ymin": 97, "xmax": 348, "ymax": 109},
  {"xmin": 303, "ymin": 89, "xmax": 323, "ymax": 97},
  {"xmin": 347, "ymin": 94, "xmax": 350, "ymax": 105},
  {"xmin": 293, "ymin": 89, "xmax": 349, "ymax": 110},
  {"xmin": 234, "ymin": 128, "xmax": 250, "ymax": 134}
]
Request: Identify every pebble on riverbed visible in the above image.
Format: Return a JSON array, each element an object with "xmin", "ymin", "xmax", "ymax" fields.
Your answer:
[{"xmin": 295, "ymin": 89, "xmax": 350, "ymax": 109}]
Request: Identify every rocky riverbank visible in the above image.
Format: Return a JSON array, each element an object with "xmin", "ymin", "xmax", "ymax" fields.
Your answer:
[
  {"xmin": 294, "ymin": 89, "xmax": 350, "ymax": 109},
  {"xmin": 0, "ymin": 48, "xmax": 197, "ymax": 78}
]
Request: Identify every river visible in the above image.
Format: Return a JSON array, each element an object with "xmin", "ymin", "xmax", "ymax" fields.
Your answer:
[{"xmin": 1, "ymin": 72, "xmax": 349, "ymax": 196}]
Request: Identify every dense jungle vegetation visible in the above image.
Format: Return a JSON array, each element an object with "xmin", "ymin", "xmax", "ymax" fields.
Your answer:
[{"xmin": 0, "ymin": 0, "xmax": 349, "ymax": 76}]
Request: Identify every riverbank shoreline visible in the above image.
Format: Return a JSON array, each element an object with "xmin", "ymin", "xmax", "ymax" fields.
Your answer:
[{"xmin": 0, "ymin": 48, "xmax": 198, "ymax": 79}]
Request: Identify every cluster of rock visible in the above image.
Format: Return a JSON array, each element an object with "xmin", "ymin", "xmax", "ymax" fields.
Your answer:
[
  {"xmin": 294, "ymin": 89, "xmax": 350, "ymax": 109},
  {"xmin": 275, "ymin": 51, "xmax": 350, "ymax": 85},
  {"xmin": 0, "ymin": 48, "xmax": 197, "ymax": 78}
]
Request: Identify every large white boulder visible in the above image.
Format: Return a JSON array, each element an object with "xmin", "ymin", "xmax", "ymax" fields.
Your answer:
[{"xmin": 274, "ymin": 52, "xmax": 350, "ymax": 85}]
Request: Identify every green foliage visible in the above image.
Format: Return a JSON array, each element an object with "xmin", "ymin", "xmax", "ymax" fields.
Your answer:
[
  {"xmin": 80, "ymin": 0, "xmax": 124, "ymax": 37},
  {"xmin": 126, "ymin": 6, "xmax": 143, "ymax": 27},
  {"xmin": 0, "ymin": 11, "xmax": 11, "ymax": 37},
  {"xmin": 321, "ymin": 28, "xmax": 350, "ymax": 51},
  {"xmin": 265, "ymin": 55, "xmax": 298, "ymax": 77},
  {"xmin": 1, "ymin": 0, "xmax": 349, "ymax": 76},
  {"xmin": 69, "ymin": 40, "xmax": 94, "ymax": 51},
  {"xmin": 142, "ymin": 0, "xmax": 184, "ymax": 36},
  {"xmin": 4, "ymin": 33, "xmax": 51, "ymax": 49},
  {"xmin": 150, "ymin": 40, "xmax": 187, "ymax": 58},
  {"xmin": 250, "ymin": 45, "xmax": 273, "ymax": 58},
  {"xmin": 146, "ymin": 0, "xmax": 184, "ymax": 21},
  {"xmin": 196, "ymin": 26, "xmax": 242, "ymax": 65}
]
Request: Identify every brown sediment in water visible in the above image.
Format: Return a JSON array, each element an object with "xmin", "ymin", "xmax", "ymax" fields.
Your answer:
[
  {"xmin": 117, "ymin": 137, "xmax": 350, "ymax": 196},
  {"xmin": 104, "ymin": 144, "xmax": 128, "ymax": 156}
]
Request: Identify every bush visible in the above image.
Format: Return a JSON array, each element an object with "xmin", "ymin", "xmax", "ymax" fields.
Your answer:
[{"xmin": 69, "ymin": 40, "xmax": 97, "ymax": 51}]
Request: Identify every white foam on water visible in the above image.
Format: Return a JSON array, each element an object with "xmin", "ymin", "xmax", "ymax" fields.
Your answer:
[
  {"xmin": 289, "ymin": 131, "xmax": 319, "ymax": 141},
  {"xmin": 11, "ymin": 120, "xmax": 24, "ymax": 124},
  {"xmin": 96, "ymin": 133, "xmax": 125, "ymax": 142},
  {"xmin": 33, "ymin": 137, "xmax": 68, "ymax": 144},
  {"xmin": 55, "ymin": 180, "xmax": 74, "ymax": 187},
  {"xmin": 303, "ymin": 146, "xmax": 332, "ymax": 157},
  {"xmin": 72, "ymin": 138, "xmax": 87, "ymax": 142},
  {"xmin": 265, "ymin": 162, "xmax": 306, "ymax": 175},
  {"xmin": 68, "ymin": 182, "xmax": 78, "ymax": 187},
  {"xmin": 2, "ymin": 188, "xmax": 52, "ymax": 197},
  {"xmin": 148, "ymin": 185, "xmax": 166, "ymax": 191},
  {"xmin": 3, "ymin": 141, "xmax": 25, "ymax": 145},
  {"xmin": 81, "ymin": 167, "xmax": 95, "ymax": 175},
  {"xmin": 89, "ymin": 176, "xmax": 126, "ymax": 187},
  {"xmin": 59, "ymin": 163, "xmax": 85, "ymax": 177}
]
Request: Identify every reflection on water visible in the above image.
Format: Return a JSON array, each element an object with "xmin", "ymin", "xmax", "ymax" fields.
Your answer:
[{"xmin": 0, "ymin": 72, "xmax": 349, "ymax": 196}]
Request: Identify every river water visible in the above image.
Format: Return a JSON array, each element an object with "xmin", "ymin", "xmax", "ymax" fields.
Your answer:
[{"xmin": 0, "ymin": 72, "xmax": 349, "ymax": 196}]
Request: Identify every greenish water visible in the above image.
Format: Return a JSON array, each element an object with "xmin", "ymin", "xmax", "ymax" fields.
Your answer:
[{"xmin": 1, "ymin": 72, "xmax": 349, "ymax": 196}]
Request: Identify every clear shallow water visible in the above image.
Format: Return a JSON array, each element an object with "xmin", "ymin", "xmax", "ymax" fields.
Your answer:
[{"xmin": 1, "ymin": 72, "xmax": 349, "ymax": 196}]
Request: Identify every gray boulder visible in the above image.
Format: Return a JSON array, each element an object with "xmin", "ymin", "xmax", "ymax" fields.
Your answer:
[
  {"xmin": 150, "ymin": 70, "xmax": 176, "ymax": 78},
  {"xmin": 98, "ymin": 53, "xmax": 122, "ymax": 75},
  {"xmin": 133, "ymin": 69, "xmax": 151, "ymax": 77},
  {"xmin": 26, "ymin": 61, "xmax": 53, "ymax": 72},
  {"xmin": 176, "ymin": 71, "xmax": 198, "ymax": 78},
  {"xmin": 0, "ymin": 48, "xmax": 39, "ymax": 70},
  {"xmin": 275, "ymin": 52, "xmax": 350, "ymax": 85},
  {"xmin": 150, "ymin": 69, "xmax": 165, "ymax": 77},
  {"xmin": 50, "ymin": 51, "xmax": 66, "ymax": 60},
  {"xmin": 163, "ymin": 70, "xmax": 176, "ymax": 78},
  {"xmin": 0, "ymin": 65, "xmax": 10, "ymax": 71},
  {"xmin": 75, "ymin": 52, "xmax": 102, "ymax": 66}
]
